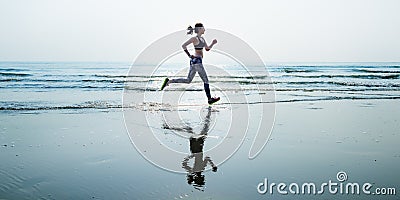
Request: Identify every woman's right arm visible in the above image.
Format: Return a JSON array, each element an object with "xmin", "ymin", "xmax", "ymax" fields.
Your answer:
[{"xmin": 182, "ymin": 37, "xmax": 195, "ymax": 58}]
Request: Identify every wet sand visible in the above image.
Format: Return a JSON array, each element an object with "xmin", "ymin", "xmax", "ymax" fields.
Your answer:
[{"xmin": 1, "ymin": 99, "xmax": 399, "ymax": 199}]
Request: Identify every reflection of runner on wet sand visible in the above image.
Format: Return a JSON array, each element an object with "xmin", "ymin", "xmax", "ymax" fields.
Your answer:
[{"xmin": 162, "ymin": 107, "xmax": 217, "ymax": 191}]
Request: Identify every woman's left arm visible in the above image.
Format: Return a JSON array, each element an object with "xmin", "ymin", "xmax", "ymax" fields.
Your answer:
[{"xmin": 205, "ymin": 39, "xmax": 217, "ymax": 51}]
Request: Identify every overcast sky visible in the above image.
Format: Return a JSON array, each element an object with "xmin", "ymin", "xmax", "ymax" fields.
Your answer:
[{"xmin": 0, "ymin": 0, "xmax": 399, "ymax": 62}]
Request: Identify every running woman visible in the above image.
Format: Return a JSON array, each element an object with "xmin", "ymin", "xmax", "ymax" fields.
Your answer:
[{"xmin": 160, "ymin": 23, "xmax": 220, "ymax": 105}]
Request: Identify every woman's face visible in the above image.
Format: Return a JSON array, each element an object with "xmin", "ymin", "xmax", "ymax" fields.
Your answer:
[{"xmin": 198, "ymin": 27, "xmax": 205, "ymax": 34}]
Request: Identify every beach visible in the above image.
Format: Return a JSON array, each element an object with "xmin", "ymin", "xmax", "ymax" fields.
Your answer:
[{"xmin": 0, "ymin": 62, "xmax": 399, "ymax": 199}]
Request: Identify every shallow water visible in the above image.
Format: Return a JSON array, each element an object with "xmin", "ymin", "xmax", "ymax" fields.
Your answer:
[
  {"xmin": 1, "ymin": 61, "xmax": 399, "ymax": 111},
  {"xmin": 0, "ymin": 62, "xmax": 399, "ymax": 199}
]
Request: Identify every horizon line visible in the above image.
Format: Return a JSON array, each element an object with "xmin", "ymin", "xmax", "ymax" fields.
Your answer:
[{"xmin": 1, "ymin": 60, "xmax": 400, "ymax": 64}]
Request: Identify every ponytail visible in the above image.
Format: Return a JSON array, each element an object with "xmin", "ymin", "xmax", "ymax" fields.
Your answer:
[
  {"xmin": 187, "ymin": 25, "xmax": 194, "ymax": 35},
  {"xmin": 186, "ymin": 23, "xmax": 203, "ymax": 35}
]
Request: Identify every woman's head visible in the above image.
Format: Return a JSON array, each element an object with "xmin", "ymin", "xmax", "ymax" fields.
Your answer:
[{"xmin": 187, "ymin": 23, "xmax": 205, "ymax": 35}]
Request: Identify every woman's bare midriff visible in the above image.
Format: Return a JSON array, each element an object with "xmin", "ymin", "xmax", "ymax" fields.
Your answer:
[{"xmin": 195, "ymin": 49, "xmax": 203, "ymax": 58}]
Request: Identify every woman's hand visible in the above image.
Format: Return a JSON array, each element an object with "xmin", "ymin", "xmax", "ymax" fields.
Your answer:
[{"xmin": 205, "ymin": 39, "xmax": 217, "ymax": 51}]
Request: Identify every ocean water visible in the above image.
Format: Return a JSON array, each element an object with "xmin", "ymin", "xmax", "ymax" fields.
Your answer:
[
  {"xmin": 0, "ymin": 61, "xmax": 399, "ymax": 199},
  {"xmin": 0, "ymin": 62, "xmax": 399, "ymax": 112}
]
